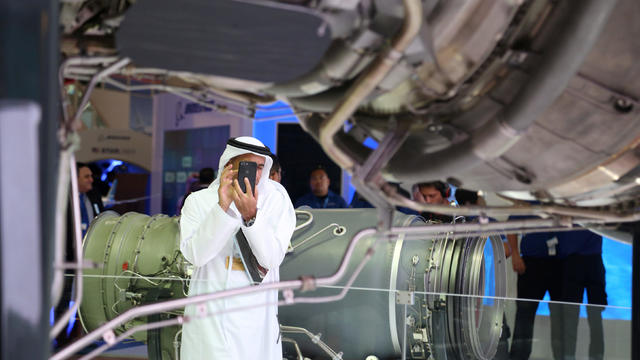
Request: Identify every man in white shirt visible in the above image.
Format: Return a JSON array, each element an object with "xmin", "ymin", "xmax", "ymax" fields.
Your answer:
[{"xmin": 179, "ymin": 136, "xmax": 296, "ymax": 360}]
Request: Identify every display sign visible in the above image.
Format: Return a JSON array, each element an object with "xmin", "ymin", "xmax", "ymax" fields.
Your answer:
[{"xmin": 76, "ymin": 128, "xmax": 152, "ymax": 170}]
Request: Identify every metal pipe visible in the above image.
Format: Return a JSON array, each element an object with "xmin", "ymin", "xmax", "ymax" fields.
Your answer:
[
  {"xmin": 50, "ymin": 150, "xmax": 71, "ymax": 308},
  {"xmin": 64, "ymin": 68, "xmax": 287, "ymax": 119},
  {"xmin": 50, "ymin": 152, "xmax": 84, "ymax": 339},
  {"xmin": 51, "ymin": 56, "xmax": 79, "ymax": 309},
  {"xmin": 290, "ymin": 223, "xmax": 345, "ymax": 251},
  {"xmin": 50, "ymin": 280, "xmax": 300, "ymax": 359},
  {"xmin": 419, "ymin": 225, "xmax": 617, "ymax": 240},
  {"xmin": 385, "ymin": 188, "xmax": 640, "ymax": 222},
  {"xmin": 51, "ymin": 58, "xmax": 128, "ymax": 339},
  {"xmin": 401, "ymin": 304, "xmax": 407, "ymax": 360},
  {"xmin": 281, "ymin": 337, "xmax": 304, "ymax": 360},
  {"xmin": 102, "ymin": 78, "xmax": 251, "ymax": 119},
  {"xmin": 61, "ymin": 74, "xmax": 92, "ymax": 82},
  {"xmin": 78, "ymin": 317, "xmax": 183, "ymax": 360},
  {"xmin": 173, "ymin": 329, "xmax": 182, "ymax": 360},
  {"xmin": 293, "ymin": 210, "xmax": 313, "ymax": 232},
  {"xmin": 100, "ymin": 78, "xmax": 250, "ymax": 108},
  {"xmin": 318, "ymin": 0, "xmax": 423, "ymax": 171},
  {"xmin": 295, "ymin": 236, "xmax": 378, "ymax": 303},
  {"xmin": 280, "ymin": 325, "xmax": 343, "ymax": 359},
  {"xmin": 58, "ymin": 58, "xmax": 72, "ymax": 130},
  {"xmin": 64, "ymin": 67, "xmax": 102, "ymax": 75},
  {"xmin": 70, "ymin": 58, "xmax": 130, "ymax": 129},
  {"xmin": 312, "ymin": 228, "xmax": 376, "ymax": 287},
  {"xmin": 120, "ymin": 69, "xmax": 275, "ymax": 105},
  {"xmin": 62, "ymin": 56, "xmax": 120, "ymax": 67},
  {"xmin": 386, "ymin": 0, "xmax": 619, "ymax": 181},
  {"xmin": 387, "ymin": 220, "xmax": 615, "ymax": 241},
  {"xmin": 79, "ymin": 299, "xmax": 283, "ymax": 359},
  {"xmin": 64, "ymin": 62, "xmax": 273, "ymax": 106}
]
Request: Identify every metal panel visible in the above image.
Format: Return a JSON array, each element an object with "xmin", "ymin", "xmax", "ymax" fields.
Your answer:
[
  {"xmin": 0, "ymin": 0, "xmax": 59, "ymax": 358},
  {"xmin": 0, "ymin": 101, "xmax": 43, "ymax": 359},
  {"xmin": 118, "ymin": 0, "xmax": 332, "ymax": 83}
]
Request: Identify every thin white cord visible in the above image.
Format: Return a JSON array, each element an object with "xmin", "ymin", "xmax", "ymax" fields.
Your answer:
[{"xmin": 121, "ymin": 270, "xmax": 160, "ymax": 286}]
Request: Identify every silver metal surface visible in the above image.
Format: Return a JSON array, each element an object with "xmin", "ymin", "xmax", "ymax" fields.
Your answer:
[
  {"xmin": 279, "ymin": 209, "xmax": 508, "ymax": 359},
  {"xmin": 58, "ymin": 0, "xmax": 640, "ymax": 209},
  {"xmin": 0, "ymin": 101, "xmax": 43, "ymax": 360},
  {"xmin": 318, "ymin": 0, "xmax": 423, "ymax": 171},
  {"xmin": 389, "ymin": 231, "xmax": 404, "ymax": 353}
]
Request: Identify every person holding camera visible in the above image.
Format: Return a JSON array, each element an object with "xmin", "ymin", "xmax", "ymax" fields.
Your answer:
[{"xmin": 179, "ymin": 136, "xmax": 296, "ymax": 360}]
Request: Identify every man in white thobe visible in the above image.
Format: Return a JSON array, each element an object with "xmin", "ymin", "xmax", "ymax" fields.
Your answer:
[{"xmin": 180, "ymin": 136, "xmax": 296, "ymax": 360}]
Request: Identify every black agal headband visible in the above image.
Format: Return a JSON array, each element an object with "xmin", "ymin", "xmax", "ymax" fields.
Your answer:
[{"xmin": 227, "ymin": 137, "xmax": 271, "ymax": 156}]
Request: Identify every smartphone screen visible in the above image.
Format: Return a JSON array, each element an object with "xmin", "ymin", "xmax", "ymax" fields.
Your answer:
[{"xmin": 238, "ymin": 161, "xmax": 257, "ymax": 195}]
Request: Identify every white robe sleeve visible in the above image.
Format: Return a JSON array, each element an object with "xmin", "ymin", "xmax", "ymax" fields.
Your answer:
[
  {"xmin": 180, "ymin": 194, "xmax": 238, "ymax": 267},
  {"xmin": 241, "ymin": 188, "xmax": 295, "ymax": 270}
]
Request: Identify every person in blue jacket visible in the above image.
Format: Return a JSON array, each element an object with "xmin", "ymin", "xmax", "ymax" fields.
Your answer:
[
  {"xmin": 508, "ymin": 214, "xmax": 564, "ymax": 360},
  {"xmin": 295, "ymin": 166, "xmax": 347, "ymax": 209},
  {"xmin": 558, "ymin": 229, "xmax": 607, "ymax": 360}
]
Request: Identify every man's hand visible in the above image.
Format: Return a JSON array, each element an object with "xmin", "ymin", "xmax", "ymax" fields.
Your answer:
[
  {"xmin": 511, "ymin": 253, "xmax": 526, "ymax": 274},
  {"xmin": 413, "ymin": 185, "xmax": 426, "ymax": 203},
  {"xmin": 233, "ymin": 177, "xmax": 258, "ymax": 222},
  {"xmin": 218, "ymin": 163, "xmax": 236, "ymax": 212},
  {"xmin": 503, "ymin": 241, "xmax": 512, "ymax": 258}
]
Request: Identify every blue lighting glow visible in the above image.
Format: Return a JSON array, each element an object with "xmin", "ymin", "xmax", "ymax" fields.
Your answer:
[
  {"xmin": 363, "ymin": 137, "xmax": 378, "ymax": 149},
  {"xmin": 67, "ymin": 301, "xmax": 77, "ymax": 336},
  {"xmin": 106, "ymin": 160, "xmax": 123, "ymax": 172},
  {"xmin": 49, "ymin": 300, "xmax": 78, "ymax": 336},
  {"xmin": 253, "ymin": 101, "xmax": 298, "ymax": 152},
  {"xmin": 101, "ymin": 159, "xmax": 124, "ymax": 181}
]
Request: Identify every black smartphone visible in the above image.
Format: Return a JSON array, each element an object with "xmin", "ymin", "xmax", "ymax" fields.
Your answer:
[{"xmin": 238, "ymin": 161, "xmax": 257, "ymax": 195}]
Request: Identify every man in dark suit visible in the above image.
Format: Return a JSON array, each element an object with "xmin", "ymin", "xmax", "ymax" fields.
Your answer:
[{"xmin": 76, "ymin": 162, "xmax": 104, "ymax": 236}]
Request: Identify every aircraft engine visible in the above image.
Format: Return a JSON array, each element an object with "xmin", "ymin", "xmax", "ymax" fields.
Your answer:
[
  {"xmin": 79, "ymin": 209, "xmax": 506, "ymax": 360},
  {"xmin": 60, "ymin": 0, "xmax": 640, "ymax": 208},
  {"xmin": 279, "ymin": 209, "xmax": 506, "ymax": 360},
  {"xmin": 79, "ymin": 211, "xmax": 188, "ymax": 360}
]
